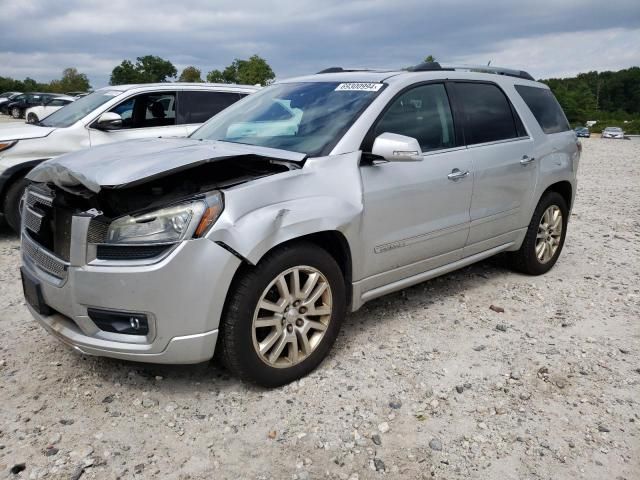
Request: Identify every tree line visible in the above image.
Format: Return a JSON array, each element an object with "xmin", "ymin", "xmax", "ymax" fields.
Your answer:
[
  {"xmin": 540, "ymin": 67, "xmax": 640, "ymax": 126},
  {"xmin": 0, "ymin": 54, "xmax": 276, "ymax": 95},
  {"xmin": 109, "ymin": 54, "xmax": 275, "ymax": 86},
  {"xmin": 0, "ymin": 68, "xmax": 91, "ymax": 94}
]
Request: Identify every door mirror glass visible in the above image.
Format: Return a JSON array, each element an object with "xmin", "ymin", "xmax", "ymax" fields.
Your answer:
[
  {"xmin": 95, "ymin": 112, "xmax": 123, "ymax": 130},
  {"xmin": 371, "ymin": 132, "xmax": 423, "ymax": 162}
]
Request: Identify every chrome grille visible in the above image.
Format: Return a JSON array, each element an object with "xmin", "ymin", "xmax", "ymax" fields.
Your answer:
[
  {"xmin": 23, "ymin": 206, "xmax": 44, "ymax": 234},
  {"xmin": 22, "ymin": 232, "xmax": 69, "ymax": 280},
  {"xmin": 87, "ymin": 220, "xmax": 108, "ymax": 244},
  {"xmin": 23, "ymin": 186, "xmax": 55, "ymax": 235}
]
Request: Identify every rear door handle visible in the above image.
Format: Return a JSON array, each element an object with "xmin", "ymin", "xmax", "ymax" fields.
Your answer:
[
  {"xmin": 447, "ymin": 168, "xmax": 470, "ymax": 181},
  {"xmin": 520, "ymin": 155, "xmax": 535, "ymax": 165}
]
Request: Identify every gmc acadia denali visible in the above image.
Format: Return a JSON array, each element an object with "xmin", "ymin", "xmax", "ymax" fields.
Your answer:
[{"xmin": 20, "ymin": 63, "xmax": 579, "ymax": 386}]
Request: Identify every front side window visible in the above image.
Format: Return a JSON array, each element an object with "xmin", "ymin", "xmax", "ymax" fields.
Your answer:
[
  {"xmin": 177, "ymin": 91, "xmax": 244, "ymax": 124},
  {"xmin": 191, "ymin": 82, "xmax": 383, "ymax": 156},
  {"xmin": 373, "ymin": 83, "xmax": 455, "ymax": 152},
  {"xmin": 455, "ymin": 82, "xmax": 518, "ymax": 145},
  {"xmin": 39, "ymin": 90, "xmax": 123, "ymax": 128},
  {"xmin": 108, "ymin": 92, "xmax": 176, "ymax": 129},
  {"xmin": 514, "ymin": 85, "xmax": 570, "ymax": 134}
]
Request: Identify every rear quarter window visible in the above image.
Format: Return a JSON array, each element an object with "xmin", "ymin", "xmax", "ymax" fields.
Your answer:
[{"xmin": 514, "ymin": 85, "xmax": 570, "ymax": 134}]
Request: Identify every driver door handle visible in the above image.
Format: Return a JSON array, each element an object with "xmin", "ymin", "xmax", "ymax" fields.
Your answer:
[
  {"xmin": 520, "ymin": 155, "xmax": 536, "ymax": 165},
  {"xmin": 447, "ymin": 168, "xmax": 470, "ymax": 181}
]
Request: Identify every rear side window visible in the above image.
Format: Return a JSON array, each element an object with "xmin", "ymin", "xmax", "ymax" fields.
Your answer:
[
  {"xmin": 178, "ymin": 91, "xmax": 244, "ymax": 124},
  {"xmin": 515, "ymin": 85, "xmax": 570, "ymax": 134},
  {"xmin": 454, "ymin": 82, "xmax": 518, "ymax": 145}
]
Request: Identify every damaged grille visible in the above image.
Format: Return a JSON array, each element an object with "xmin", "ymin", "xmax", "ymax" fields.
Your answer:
[
  {"xmin": 22, "ymin": 232, "xmax": 69, "ymax": 280},
  {"xmin": 21, "ymin": 185, "xmax": 78, "ymax": 277}
]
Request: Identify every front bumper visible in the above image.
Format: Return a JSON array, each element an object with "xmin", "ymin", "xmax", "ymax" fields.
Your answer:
[{"xmin": 22, "ymin": 222, "xmax": 242, "ymax": 364}]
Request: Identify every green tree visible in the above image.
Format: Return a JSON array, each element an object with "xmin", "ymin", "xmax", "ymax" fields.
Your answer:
[
  {"xmin": 206, "ymin": 55, "xmax": 275, "ymax": 86},
  {"xmin": 110, "ymin": 59, "xmax": 143, "ymax": 85},
  {"xmin": 206, "ymin": 69, "xmax": 224, "ymax": 83},
  {"xmin": 424, "ymin": 55, "xmax": 436, "ymax": 63},
  {"xmin": 179, "ymin": 66, "xmax": 203, "ymax": 82},
  {"xmin": 49, "ymin": 68, "xmax": 91, "ymax": 93},
  {"xmin": 136, "ymin": 55, "xmax": 177, "ymax": 83},
  {"xmin": 110, "ymin": 56, "xmax": 177, "ymax": 85}
]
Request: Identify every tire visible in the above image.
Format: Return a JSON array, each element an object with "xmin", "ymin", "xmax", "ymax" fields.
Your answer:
[
  {"xmin": 4, "ymin": 177, "xmax": 30, "ymax": 233},
  {"xmin": 509, "ymin": 191, "xmax": 568, "ymax": 275},
  {"xmin": 218, "ymin": 242, "xmax": 346, "ymax": 387},
  {"xmin": 11, "ymin": 107, "xmax": 22, "ymax": 119},
  {"xmin": 27, "ymin": 113, "xmax": 38, "ymax": 124}
]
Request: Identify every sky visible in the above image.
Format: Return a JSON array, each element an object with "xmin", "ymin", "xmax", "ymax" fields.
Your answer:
[{"xmin": 1, "ymin": 0, "xmax": 639, "ymax": 88}]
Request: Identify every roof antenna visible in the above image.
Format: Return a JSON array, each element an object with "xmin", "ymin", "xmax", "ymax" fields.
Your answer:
[{"xmin": 487, "ymin": 60, "xmax": 492, "ymax": 66}]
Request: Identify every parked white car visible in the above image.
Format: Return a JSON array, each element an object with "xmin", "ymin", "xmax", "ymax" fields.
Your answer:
[
  {"xmin": 0, "ymin": 82, "xmax": 258, "ymax": 231},
  {"xmin": 25, "ymin": 96, "xmax": 75, "ymax": 124},
  {"xmin": 601, "ymin": 126, "xmax": 624, "ymax": 139}
]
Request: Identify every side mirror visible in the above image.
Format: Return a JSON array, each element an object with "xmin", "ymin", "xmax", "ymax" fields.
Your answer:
[
  {"xmin": 371, "ymin": 132, "xmax": 423, "ymax": 162},
  {"xmin": 95, "ymin": 112, "xmax": 123, "ymax": 130}
]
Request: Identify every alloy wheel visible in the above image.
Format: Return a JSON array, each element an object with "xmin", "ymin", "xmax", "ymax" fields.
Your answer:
[
  {"xmin": 536, "ymin": 205, "xmax": 563, "ymax": 263},
  {"xmin": 252, "ymin": 266, "xmax": 332, "ymax": 368}
]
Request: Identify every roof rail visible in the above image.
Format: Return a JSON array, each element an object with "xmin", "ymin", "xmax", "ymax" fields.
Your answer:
[
  {"xmin": 316, "ymin": 66, "xmax": 396, "ymax": 74},
  {"xmin": 441, "ymin": 64, "xmax": 535, "ymax": 81}
]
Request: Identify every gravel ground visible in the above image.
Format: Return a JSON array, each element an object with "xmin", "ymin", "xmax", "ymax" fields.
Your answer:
[{"xmin": 0, "ymin": 137, "xmax": 638, "ymax": 480}]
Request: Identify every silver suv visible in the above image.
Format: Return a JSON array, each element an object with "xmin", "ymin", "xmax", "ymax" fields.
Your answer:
[{"xmin": 20, "ymin": 63, "xmax": 579, "ymax": 387}]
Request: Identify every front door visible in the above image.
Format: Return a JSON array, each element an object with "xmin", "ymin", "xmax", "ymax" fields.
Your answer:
[
  {"xmin": 358, "ymin": 83, "xmax": 473, "ymax": 292},
  {"xmin": 89, "ymin": 91, "xmax": 187, "ymax": 146}
]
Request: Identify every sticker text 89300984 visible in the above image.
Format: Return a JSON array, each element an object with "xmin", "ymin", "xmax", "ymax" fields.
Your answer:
[{"xmin": 334, "ymin": 83, "xmax": 384, "ymax": 92}]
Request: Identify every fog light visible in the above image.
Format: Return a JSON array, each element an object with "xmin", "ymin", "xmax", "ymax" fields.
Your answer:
[{"xmin": 88, "ymin": 308, "xmax": 149, "ymax": 335}]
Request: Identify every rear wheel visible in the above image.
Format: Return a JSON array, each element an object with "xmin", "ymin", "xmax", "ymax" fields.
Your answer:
[
  {"xmin": 218, "ymin": 243, "xmax": 346, "ymax": 387},
  {"xmin": 11, "ymin": 107, "xmax": 22, "ymax": 119},
  {"xmin": 509, "ymin": 191, "xmax": 568, "ymax": 275},
  {"xmin": 4, "ymin": 177, "xmax": 30, "ymax": 233},
  {"xmin": 27, "ymin": 113, "xmax": 38, "ymax": 124}
]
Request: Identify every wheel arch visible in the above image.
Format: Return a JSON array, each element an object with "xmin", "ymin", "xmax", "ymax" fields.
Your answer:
[
  {"xmin": 541, "ymin": 180, "xmax": 573, "ymax": 210},
  {"xmin": 0, "ymin": 160, "xmax": 45, "ymax": 212},
  {"xmin": 222, "ymin": 230, "xmax": 355, "ymax": 309}
]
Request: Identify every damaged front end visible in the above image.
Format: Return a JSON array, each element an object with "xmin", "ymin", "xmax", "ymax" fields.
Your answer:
[{"xmin": 22, "ymin": 154, "xmax": 298, "ymax": 269}]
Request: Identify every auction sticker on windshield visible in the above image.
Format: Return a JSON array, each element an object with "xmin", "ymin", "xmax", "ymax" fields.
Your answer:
[{"xmin": 335, "ymin": 83, "xmax": 384, "ymax": 92}]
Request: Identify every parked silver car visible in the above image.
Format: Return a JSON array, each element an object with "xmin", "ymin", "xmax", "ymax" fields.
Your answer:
[
  {"xmin": 20, "ymin": 63, "xmax": 579, "ymax": 386},
  {"xmin": 0, "ymin": 83, "xmax": 258, "ymax": 231},
  {"xmin": 601, "ymin": 126, "xmax": 624, "ymax": 139}
]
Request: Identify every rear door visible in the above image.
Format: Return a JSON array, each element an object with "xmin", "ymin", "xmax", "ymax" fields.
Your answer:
[
  {"xmin": 359, "ymin": 82, "xmax": 473, "ymax": 290},
  {"xmin": 451, "ymin": 81, "xmax": 536, "ymax": 256},
  {"xmin": 177, "ymin": 90, "xmax": 246, "ymax": 134}
]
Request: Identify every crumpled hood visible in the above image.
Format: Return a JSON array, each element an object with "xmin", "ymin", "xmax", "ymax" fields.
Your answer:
[
  {"xmin": 27, "ymin": 137, "xmax": 306, "ymax": 193},
  {"xmin": 0, "ymin": 124, "xmax": 56, "ymax": 141}
]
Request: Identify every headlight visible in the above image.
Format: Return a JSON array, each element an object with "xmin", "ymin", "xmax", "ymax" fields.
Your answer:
[
  {"xmin": 106, "ymin": 192, "xmax": 223, "ymax": 245},
  {"xmin": 0, "ymin": 140, "xmax": 17, "ymax": 152}
]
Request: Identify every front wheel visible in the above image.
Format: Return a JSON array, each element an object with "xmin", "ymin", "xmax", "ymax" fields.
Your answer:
[
  {"xmin": 218, "ymin": 243, "xmax": 346, "ymax": 387},
  {"xmin": 27, "ymin": 113, "xmax": 38, "ymax": 124},
  {"xmin": 3, "ymin": 177, "xmax": 30, "ymax": 233},
  {"xmin": 509, "ymin": 191, "xmax": 568, "ymax": 275}
]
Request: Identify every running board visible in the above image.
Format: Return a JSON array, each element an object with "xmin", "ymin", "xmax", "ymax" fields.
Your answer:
[{"xmin": 355, "ymin": 242, "xmax": 514, "ymax": 308}]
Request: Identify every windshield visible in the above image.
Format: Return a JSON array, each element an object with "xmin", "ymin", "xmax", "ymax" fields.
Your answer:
[
  {"xmin": 190, "ymin": 81, "xmax": 384, "ymax": 156},
  {"xmin": 39, "ymin": 90, "xmax": 123, "ymax": 128},
  {"xmin": 605, "ymin": 127, "xmax": 622, "ymax": 132}
]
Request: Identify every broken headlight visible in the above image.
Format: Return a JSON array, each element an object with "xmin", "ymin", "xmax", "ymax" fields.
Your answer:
[{"xmin": 106, "ymin": 192, "xmax": 223, "ymax": 245}]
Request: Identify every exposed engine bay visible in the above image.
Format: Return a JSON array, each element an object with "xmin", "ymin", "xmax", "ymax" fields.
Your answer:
[{"xmin": 47, "ymin": 155, "xmax": 295, "ymax": 219}]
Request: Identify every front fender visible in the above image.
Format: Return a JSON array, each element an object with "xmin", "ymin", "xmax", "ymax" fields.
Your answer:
[
  {"xmin": 210, "ymin": 195, "xmax": 361, "ymax": 265},
  {"xmin": 206, "ymin": 151, "xmax": 364, "ymax": 267}
]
